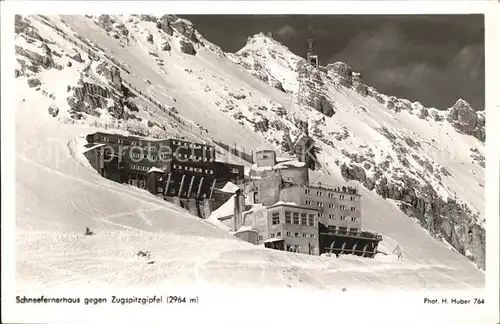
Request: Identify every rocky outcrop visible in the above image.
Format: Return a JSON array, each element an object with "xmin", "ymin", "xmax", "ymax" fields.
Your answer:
[
  {"xmin": 48, "ymin": 105, "xmax": 59, "ymax": 117},
  {"xmin": 326, "ymin": 62, "xmax": 352, "ymax": 87},
  {"xmin": 447, "ymin": 99, "xmax": 485, "ymax": 142},
  {"xmin": 27, "ymin": 77, "xmax": 41, "ymax": 88},
  {"xmin": 96, "ymin": 15, "xmax": 114, "ymax": 32},
  {"xmin": 15, "ymin": 45, "xmax": 62, "ymax": 71},
  {"xmin": 71, "ymin": 52, "xmax": 84, "ymax": 63},
  {"xmin": 115, "ymin": 23, "xmax": 129, "ymax": 36},
  {"xmin": 67, "ymin": 81, "xmax": 114, "ymax": 117},
  {"xmin": 354, "ymin": 82, "xmax": 368, "ymax": 96},
  {"xmin": 157, "ymin": 16, "xmax": 175, "ymax": 35},
  {"xmin": 161, "ymin": 41, "xmax": 171, "ymax": 51},
  {"xmin": 15, "ymin": 15, "xmax": 45, "ymax": 42},
  {"xmin": 419, "ymin": 107, "xmax": 429, "ymax": 119},
  {"xmin": 340, "ymin": 163, "xmax": 485, "ymax": 269},
  {"xmin": 95, "ymin": 62, "xmax": 122, "ymax": 89},
  {"xmin": 146, "ymin": 33, "xmax": 154, "ymax": 44},
  {"xmin": 139, "ymin": 15, "xmax": 157, "ymax": 22},
  {"xmin": 180, "ymin": 39, "xmax": 197, "ymax": 55},
  {"xmin": 294, "ymin": 135, "xmax": 320, "ymax": 170}
]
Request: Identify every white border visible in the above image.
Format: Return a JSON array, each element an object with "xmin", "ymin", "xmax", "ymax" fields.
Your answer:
[{"xmin": 1, "ymin": 1, "xmax": 499, "ymax": 323}]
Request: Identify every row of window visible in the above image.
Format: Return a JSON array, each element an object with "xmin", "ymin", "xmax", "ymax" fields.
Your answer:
[
  {"xmin": 303, "ymin": 189, "xmax": 357, "ymax": 201},
  {"xmin": 276, "ymin": 211, "xmax": 315, "ymax": 227},
  {"xmin": 318, "ymin": 214, "xmax": 359, "ymax": 222},
  {"xmin": 172, "ymin": 140, "xmax": 213, "ymax": 151},
  {"xmin": 130, "ymin": 165, "xmax": 150, "ymax": 171},
  {"xmin": 173, "ymin": 153, "xmax": 214, "ymax": 162},
  {"xmin": 100, "ymin": 136, "xmax": 214, "ymax": 152},
  {"xmin": 268, "ymin": 232, "xmax": 316, "ymax": 239},
  {"xmin": 172, "ymin": 164, "xmax": 214, "ymax": 174},
  {"xmin": 286, "ymin": 244, "xmax": 315, "ymax": 253},
  {"xmin": 304, "ymin": 200, "xmax": 357, "ymax": 211}
]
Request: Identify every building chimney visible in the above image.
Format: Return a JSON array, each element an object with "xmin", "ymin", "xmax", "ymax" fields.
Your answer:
[{"xmin": 233, "ymin": 189, "xmax": 243, "ymax": 231}]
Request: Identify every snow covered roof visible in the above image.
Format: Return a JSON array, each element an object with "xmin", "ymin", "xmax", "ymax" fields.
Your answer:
[
  {"xmin": 271, "ymin": 201, "xmax": 298, "ymax": 207},
  {"xmin": 219, "ymin": 181, "xmax": 240, "ymax": 193},
  {"xmin": 268, "ymin": 201, "xmax": 319, "ymax": 211},
  {"xmin": 235, "ymin": 226, "xmax": 257, "ymax": 234},
  {"xmin": 147, "ymin": 167, "xmax": 165, "ymax": 173},
  {"xmin": 209, "ymin": 194, "xmax": 236, "ymax": 220},
  {"xmin": 81, "ymin": 143, "xmax": 106, "ymax": 154},
  {"xmin": 262, "ymin": 237, "xmax": 284, "ymax": 243},
  {"xmin": 250, "ymin": 159, "xmax": 305, "ymax": 172}
]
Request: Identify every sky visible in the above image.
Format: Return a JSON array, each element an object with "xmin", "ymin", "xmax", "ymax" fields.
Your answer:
[{"xmin": 181, "ymin": 15, "xmax": 484, "ymax": 111}]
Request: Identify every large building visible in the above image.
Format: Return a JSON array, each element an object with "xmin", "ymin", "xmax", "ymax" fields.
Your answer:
[
  {"xmin": 84, "ymin": 132, "xmax": 245, "ymax": 202},
  {"xmin": 236, "ymin": 149, "xmax": 382, "ymax": 257}
]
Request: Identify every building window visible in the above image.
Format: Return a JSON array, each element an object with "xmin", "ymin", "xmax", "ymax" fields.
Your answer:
[
  {"xmin": 351, "ymin": 217, "xmax": 358, "ymax": 222},
  {"xmin": 302, "ymin": 233, "xmax": 307, "ymax": 238},
  {"xmin": 310, "ymin": 234, "xmax": 316, "ymax": 239},
  {"xmin": 131, "ymin": 141, "xmax": 137, "ymax": 146},
  {"xmin": 286, "ymin": 231, "xmax": 292, "ymax": 237},
  {"xmin": 351, "ymin": 207, "xmax": 356, "ymax": 211},
  {"xmin": 329, "ymin": 214, "xmax": 336, "ymax": 220},
  {"xmin": 304, "ymin": 189, "xmax": 311, "ymax": 195},
  {"xmin": 329, "ymin": 204, "xmax": 335, "ymax": 208},
  {"xmin": 285, "ymin": 212, "xmax": 291, "ymax": 224},
  {"xmin": 340, "ymin": 216, "xmax": 346, "ymax": 221},
  {"xmin": 294, "ymin": 232, "xmax": 300, "ymax": 238},
  {"xmin": 340, "ymin": 205, "xmax": 346, "ymax": 210},
  {"xmin": 272, "ymin": 213, "xmax": 280, "ymax": 225},
  {"xmin": 305, "ymin": 200, "xmax": 311, "ymax": 206},
  {"xmin": 270, "ymin": 233, "xmax": 275, "ymax": 238},
  {"xmin": 262, "ymin": 155, "xmax": 268, "ymax": 159},
  {"xmin": 117, "ymin": 139, "xmax": 123, "ymax": 144},
  {"xmin": 317, "ymin": 202, "xmax": 323, "ymax": 207},
  {"xmin": 328, "ymin": 193, "xmax": 334, "ymax": 198},
  {"xmin": 293, "ymin": 213, "xmax": 299, "ymax": 225},
  {"xmin": 231, "ymin": 168, "xmax": 240, "ymax": 174},
  {"xmin": 316, "ymin": 191, "xmax": 323, "ymax": 196},
  {"xmin": 259, "ymin": 235, "xmax": 263, "ymax": 241},
  {"xmin": 205, "ymin": 169, "xmax": 214, "ymax": 174},
  {"xmin": 103, "ymin": 136, "xmax": 109, "ymax": 142},
  {"xmin": 318, "ymin": 213, "xmax": 324, "ymax": 218},
  {"xmin": 276, "ymin": 232, "xmax": 281, "ymax": 237},
  {"xmin": 350, "ymin": 196, "xmax": 356, "ymax": 201},
  {"xmin": 308, "ymin": 215, "xmax": 314, "ymax": 226},
  {"xmin": 301, "ymin": 213, "xmax": 307, "ymax": 225},
  {"xmin": 340, "ymin": 195, "xmax": 345, "ymax": 200}
]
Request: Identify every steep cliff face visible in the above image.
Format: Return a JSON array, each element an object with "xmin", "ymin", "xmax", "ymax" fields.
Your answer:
[
  {"xmin": 340, "ymin": 163, "xmax": 485, "ymax": 269},
  {"xmin": 447, "ymin": 99, "xmax": 485, "ymax": 142}
]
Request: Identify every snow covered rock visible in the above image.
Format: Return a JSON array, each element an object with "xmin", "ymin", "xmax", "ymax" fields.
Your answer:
[
  {"xmin": 71, "ymin": 52, "xmax": 84, "ymax": 63},
  {"xmin": 161, "ymin": 41, "xmax": 171, "ymax": 51},
  {"xmin": 180, "ymin": 39, "xmax": 196, "ymax": 55},
  {"xmin": 326, "ymin": 62, "xmax": 353, "ymax": 87},
  {"xmin": 27, "ymin": 77, "xmax": 41, "ymax": 88},
  {"xmin": 139, "ymin": 14, "xmax": 157, "ymax": 22},
  {"xmin": 447, "ymin": 99, "xmax": 484, "ymax": 142}
]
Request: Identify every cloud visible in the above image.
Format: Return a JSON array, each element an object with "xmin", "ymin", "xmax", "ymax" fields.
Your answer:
[
  {"xmin": 275, "ymin": 25, "xmax": 298, "ymax": 39},
  {"xmin": 328, "ymin": 26, "xmax": 484, "ymax": 110}
]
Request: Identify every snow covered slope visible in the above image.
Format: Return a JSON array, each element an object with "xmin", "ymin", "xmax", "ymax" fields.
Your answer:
[{"xmin": 14, "ymin": 14, "xmax": 485, "ymax": 294}]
